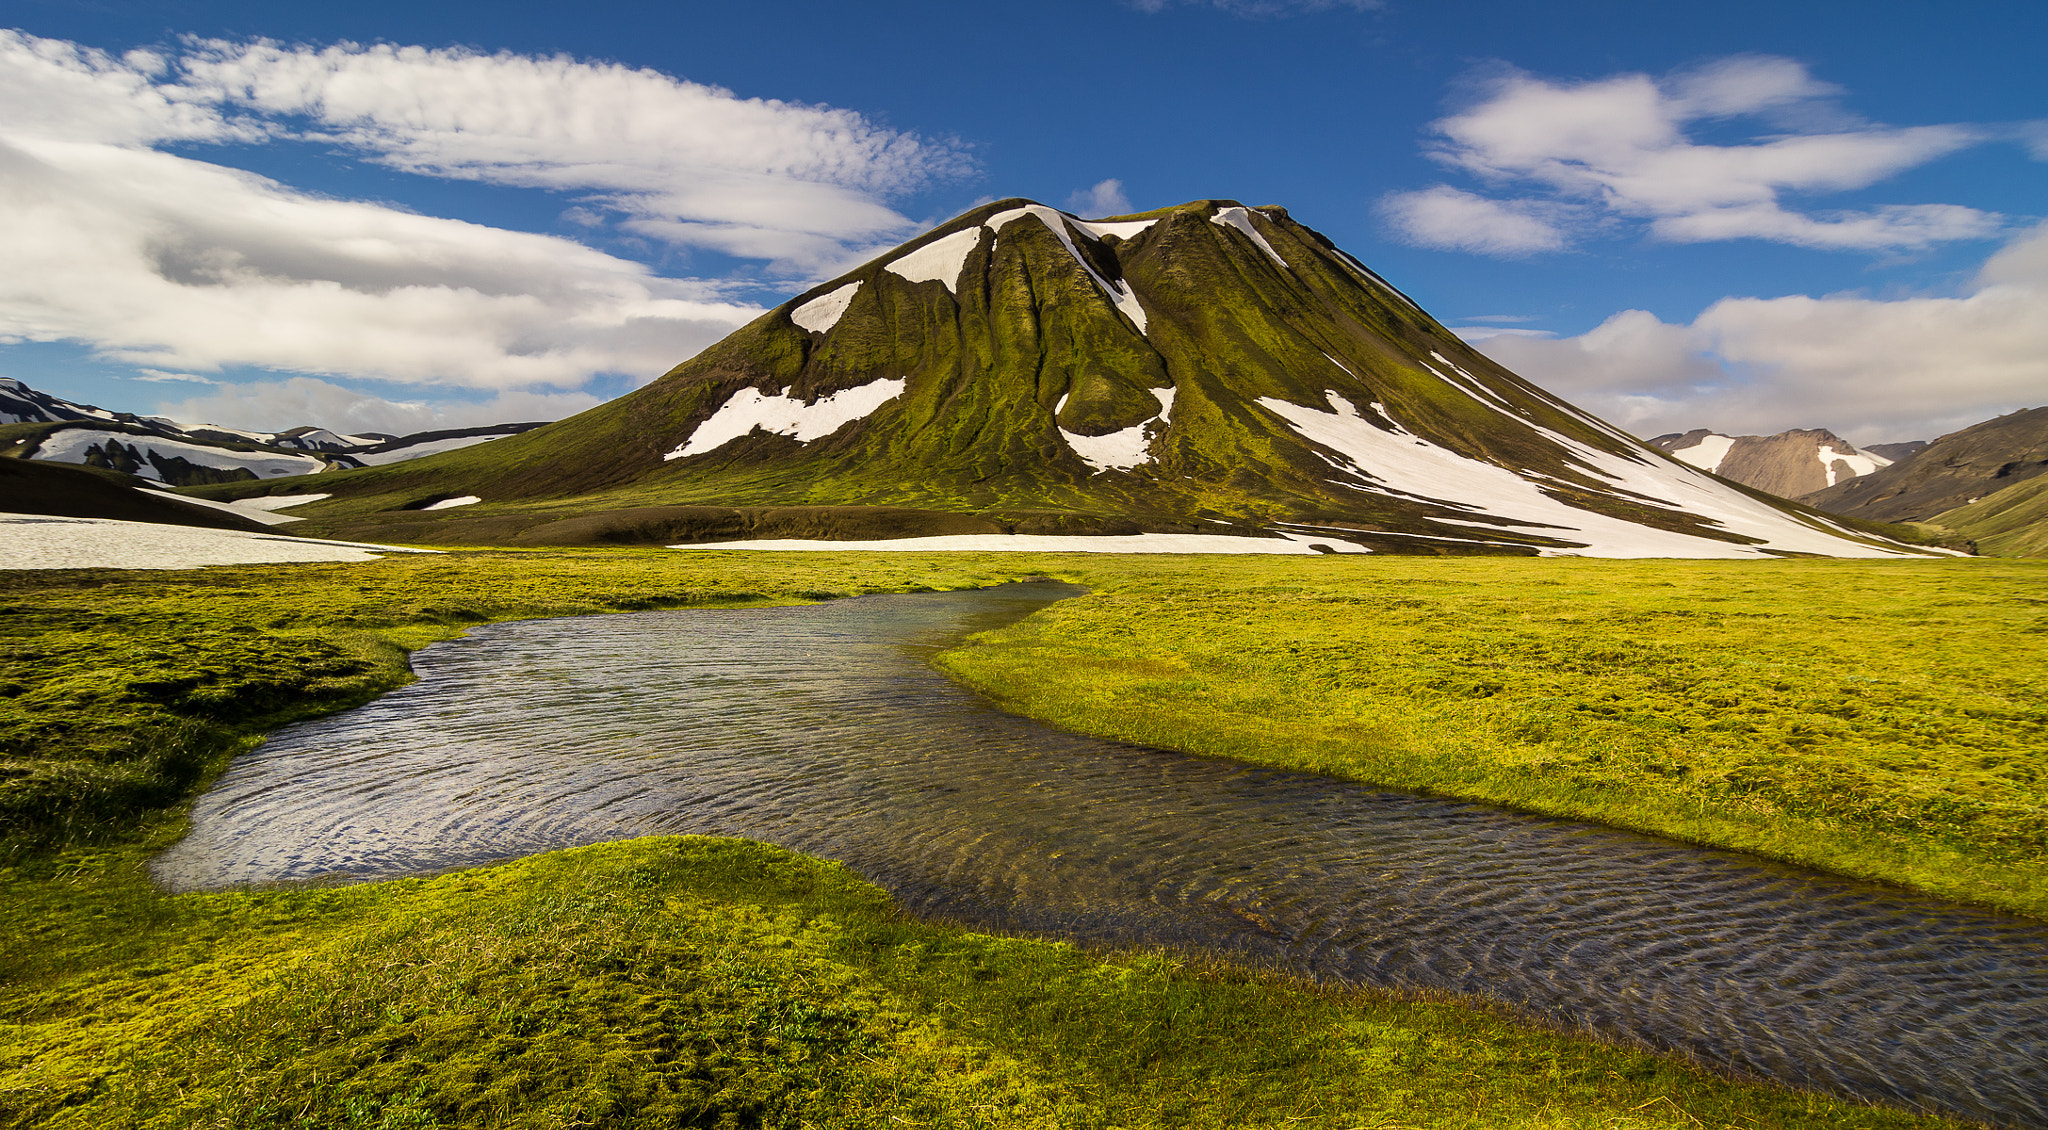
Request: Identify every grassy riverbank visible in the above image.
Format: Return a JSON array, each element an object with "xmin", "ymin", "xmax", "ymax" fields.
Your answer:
[
  {"xmin": 940, "ymin": 556, "xmax": 2048, "ymax": 919},
  {"xmin": 3, "ymin": 833, "xmax": 1960, "ymax": 1129},
  {"xmin": 3, "ymin": 548, "xmax": 2037, "ymax": 1126}
]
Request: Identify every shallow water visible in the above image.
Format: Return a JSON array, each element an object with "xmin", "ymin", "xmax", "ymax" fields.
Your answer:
[{"xmin": 155, "ymin": 583, "xmax": 2048, "ymax": 1127}]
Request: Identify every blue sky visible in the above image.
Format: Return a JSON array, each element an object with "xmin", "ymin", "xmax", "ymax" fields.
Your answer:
[{"xmin": 3, "ymin": 0, "xmax": 2043, "ymax": 443}]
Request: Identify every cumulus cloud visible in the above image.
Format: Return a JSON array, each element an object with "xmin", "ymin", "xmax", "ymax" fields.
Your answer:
[
  {"xmin": 1378, "ymin": 186, "xmax": 1567, "ymax": 254},
  {"xmin": 1474, "ymin": 222, "xmax": 2048, "ymax": 444},
  {"xmin": 158, "ymin": 376, "xmax": 604, "ymax": 434},
  {"xmin": 0, "ymin": 30, "xmax": 981, "ymax": 415},
  {"xmin": 1066, "ymin": 178, "xmax": 1134, "ymax": 216},
  {"xmin": 1386, "ymin": 55, "xmax": 2001, "ymax": 255}
]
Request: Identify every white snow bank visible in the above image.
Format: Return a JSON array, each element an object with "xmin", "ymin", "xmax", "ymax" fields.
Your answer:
[
  {"xmin": 30, "ymin": 429, "xmax": 327, "ymax": 480},
  {"xmin": 350, "ymin": 433, "xmax": 514, "ymax": 466},
  {"xmin": 139, "ymin": 489, "xmax": 329, "ymax": 527},
  {"xmin": 1257, "ymin": 392, "xmax": 1933, "ymax": 559},
  {"xmin": 790, "ymin": 281, "xmax": 863, "ymax": 334},
  {"xmin": 670, "ymin": 530, "xmax": 1368, "ymax": 555},
  {"xmin": 1819, "ymin": 442, "xmax": 1888, "ymax": 485},
  {"xmin": 1668, "ymin": 434, "xmax": 1736, "ymax": 473},
  {"xmin": 1057, "ymin": 387, "xmax": 1176, "ymax": 473},
  {"xmin": 887, "ymin": 228, "xmax": 982, "ymax": 293},
  {"xmin": 421, "ymin": 495, "xmax": 481, "ymax": 511},
  {"xmin": 231, "ymin": 493, "xmax": 331, "ymax": 512},
  {"xmin": 1210, "ymin": 206, "xmax": 1288, "ymax": 268},
  {"xmin": 666, "ymin": 377, "xmax": 906, "ymax": 460},
  {"xmin": 985, "ymin": 205, "xmax": 1149, "ymax": 333},
  {"xmin": 0, "ymin": 513, "xmax": 437, "ymax": 570},
  {"xmin": 1070, "ymin": 217, "xmax": 1159, "ymax": 241}
]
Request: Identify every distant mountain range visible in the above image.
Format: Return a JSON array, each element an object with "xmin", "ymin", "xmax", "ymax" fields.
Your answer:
[
  {"xmin": 1650, "ymin": 428, "xmax": 1899, "ymax": 499},
  {"xmin": 0, "ymin": 377, "xmax": 545, "ymax": 487},
  {"xmin": 146, "ymin": 197, "xmax": 1936, "ymax": 559}
]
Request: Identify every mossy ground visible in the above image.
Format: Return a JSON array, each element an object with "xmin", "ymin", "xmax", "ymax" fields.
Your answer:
[
  {"xmin": 937, "ymin": 555, "xmax": 2048, "ymax": 918},
  {"xmin": 3, "ymin": 548, "xmax": 2037, "ymax": 1127},
  {"xmin": 2, "ymin": 834, "xmax": 1962, "ymax": 1129}
]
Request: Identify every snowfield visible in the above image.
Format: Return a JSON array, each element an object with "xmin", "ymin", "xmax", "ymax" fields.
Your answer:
[
  {"xmin": 667, "ymin": 378, "xmax": 906, "ymax": 460},
  {"xmin": 138, "ymin": 489, "xmax": 331, "ymax": 526},
  {"xmin": 886, "ymin": 228, "xmax": 983, "ymax": 293},
  {"xmin": 670, "ymin": 531, "xmax": 1369, "ymax": 554},
  {"xmin": 0, "ymin": 514, "xmax": 436, "ymax": 569},
  {"xmin": 1057, "ymin": 387, "xmax": 1176, "ymax": 473},
  {"xmin": 790, "ymin": 281, "xmax": 862, "ymax": 333}
]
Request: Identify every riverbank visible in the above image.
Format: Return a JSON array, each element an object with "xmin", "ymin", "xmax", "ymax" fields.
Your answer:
[
  {"xmin": 940, "ymin": 556, "xmax": 2048, "ymax": 919},
  {"xmin": 3, "ymin": 548, "xmax": 2035, "ymax": 1126},
  {"xmin": 3, "ymin": 832, "xmax": 1961, "ymax": 1129}
]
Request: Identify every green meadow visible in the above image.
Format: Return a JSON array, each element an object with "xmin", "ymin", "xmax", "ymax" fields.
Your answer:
[{"xmin": 6, "ymin": 549, "xmax": 2040, "ymax": 1128}]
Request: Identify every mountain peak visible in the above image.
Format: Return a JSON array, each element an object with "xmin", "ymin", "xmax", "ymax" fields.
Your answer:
[{"xmin": 223, "ymin": 198, "xmax": 1939, "ymax": 559}]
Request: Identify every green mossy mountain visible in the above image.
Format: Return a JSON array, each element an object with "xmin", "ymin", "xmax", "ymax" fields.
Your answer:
[{"xmin": 197, "ymin": 199, "xmax": 1928, "ymax": 557}]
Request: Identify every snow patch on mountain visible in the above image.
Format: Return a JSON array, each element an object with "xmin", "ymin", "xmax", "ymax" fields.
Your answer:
[
  {"xmin": 1057, "ymin": 387, "xmax": 1175, "ymax": 473},
  {"xmin": 1210, "ymin": 206, "xmax": 1288, "ymax": 268},
  {"xmin": 790, "ymin": 281, "xmax": 863, "ymax": 334},
  {"xmin": 350, "ymin": 433, "xmax": 515, "ymax": 466},
  {"xmin": 986, "ymin": 205, "xmax": 1149, "ymax": 334},
  {"xmin": 887, "ymin": 228, "xmax": 982, "ymax": 293},
  {"xmin": 30, "ymin": 430, "xmax": 328, "ymax": 480},
  {"xmin": 668, "ymin": 377, "xmax": 906, "ymax": 460},
  {"xmin": 1069, "ymin": 217, "xmax": 1159, "ymax": 241},
  {"xmin": 1668, "ymin": 434, "xmax": 1738, "ymax": 473},
  {"xmin": 1258, "ymin": 392, "xmax": 1927, "ymax": 559},
  {"xmin": 1819, "ymin": 442, "xmax": 1888, "ymax": 486}
]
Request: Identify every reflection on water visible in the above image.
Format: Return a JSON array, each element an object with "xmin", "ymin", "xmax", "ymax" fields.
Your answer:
[{"xmin": 155, "ymin": 583, "xmax": 2048, "ymax": 1127}]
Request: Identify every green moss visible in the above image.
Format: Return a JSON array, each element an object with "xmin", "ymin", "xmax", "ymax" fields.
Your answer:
[
  {"xmin": 937, "ymin": 555, "xmax": 2048, "ymax": 917},
  {"xmin": 1, "ymin": 836, "xmax": 1962, "ymax": 1129}
]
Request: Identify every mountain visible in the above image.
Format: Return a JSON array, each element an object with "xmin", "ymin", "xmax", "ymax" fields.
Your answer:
[
  {"xmin": 1926, "ymin": 476, "xmax": 2048, "ymax": 558},
  {"xmin": 1864, "ymin": 440, "xmax": 1928, "ymax": 464},
  {"xmin": 189, "ymin": 198, "xmax": 1935, "ymax": 559},
  {"xmin": 1649, "ymin": 428, "xmax": 1891, "ymax": 497},
  {"xmin": 1, "ymin": 378, "xmax": 545, "ymax": 487},
  {"xmin": 1798, "ymin": 407, "xmax": 2048, "ymax": 522}
]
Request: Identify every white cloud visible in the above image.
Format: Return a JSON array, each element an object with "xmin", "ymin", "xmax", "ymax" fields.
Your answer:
[
  {"xmin": 1378, "ymin": 186, "xmax": 1567, "ymax": 254},
  {"xmin": 168, "ymin": 37, "xmax": 971, "ymax": 272},
  {"xmin": 0, "ymin": 30, "xmax": 985, "ymax": 402},
  {"xmin": 1390, "ymin": 55, "xmax": 2000, "ymax": 255},
  {"xmin": 1473, "ymin": 222, "xmax": 2048, "ymax": 444},
  {"xmin": 131, "ymin": 369, "xmax": 217, "ymax": 384},
  {"xmin": 158, "ymin": 376, "xmax": 602, "ymax": 434},
  {"xmin": 1066, "ymin": 178, "xmax": 1133, "ymax": 216}
]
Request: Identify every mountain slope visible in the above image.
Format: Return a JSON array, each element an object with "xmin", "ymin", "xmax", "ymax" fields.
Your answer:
[
  {"xmin": 1799, "ymin": 407, "xmax": 2048, "ymax": 522},
  {"xmin": 200, "ymin": 199, "xmax": 1932, "ymax": 559},
  {"xmin": 0, "ymin": 457, "xmax": 273, "ymax": 532},
  {"xmin": 1650, "ymin": 428, "xmax": 1889, "ymax": 498}
]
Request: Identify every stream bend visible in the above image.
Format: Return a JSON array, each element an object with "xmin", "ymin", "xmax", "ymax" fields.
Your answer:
[{"xmin": 153, "ymin": 583, "xmax": 2048, "ymax": 1127}]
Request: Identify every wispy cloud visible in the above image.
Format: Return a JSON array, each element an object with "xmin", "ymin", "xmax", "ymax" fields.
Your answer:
[
  {"xmin": 1384, "ymin": 56, "xmax": 2002, "ymax": 256},
  {"xmin": 1475, "ymin": 220, "xmax": 2048, "ymax": 443},
  {"xmin": 1065, "ymin": 178, "xmax": 1133, "ymax": 216},
  {"xmin": 1377, "ymin": 186, "xmax": 1568, "ymax": 255}
]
